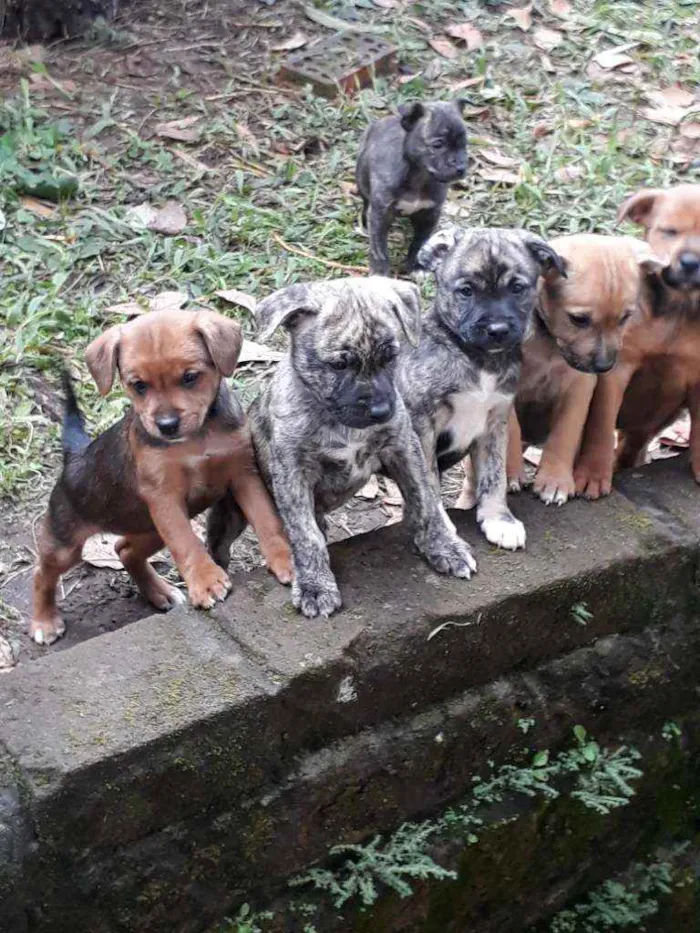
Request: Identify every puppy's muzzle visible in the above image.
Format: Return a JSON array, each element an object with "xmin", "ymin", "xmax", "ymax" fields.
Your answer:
[
  {"xmin": 664, "ymin": 250, "xmax": 700, "ymax": 289},
  {"xmin": 464, "ymin": 317, "xmax": 519, "ymax": 352},
  {"xmin": 155, "ymin": 413, "xmax": 181, "ymax": 438}
]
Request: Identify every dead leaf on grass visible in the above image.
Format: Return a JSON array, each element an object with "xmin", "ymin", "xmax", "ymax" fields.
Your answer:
[
  {"xmin": 533, "ymin": 27, "xmax": 563, "ymax": 52},
  {"xmin": 147, "ymin": 201, "xmax": 187, "ymax": 236},
  {"xmin": 408, "ymin": 16, "xmax": 431, "ymax": 32},
  {"xmin": 82, "ymin": 534, "xmax": 123, "ymax": 570},
  {"xmin": 591, "ymin": 43, "xmax": 638, "ymax": 70},
  {"xmin": 20, "ymin": 196, "xmax": 56, "ymax": 218},
  {"xmin": 104, "ymin": 301, "xmax": 146, "ymax": 317},
  {"xmin": 541, "ymin": 54, "xmax": 557, "ymax": 73},
  {"xmin": 641, "ymin": 105, "xmax": 693, "ymax": 128},
  {"xmin": 382, "ymin": 479, "xmax": 403, "ymax": 507},
  {"xmin": 480, "ymin": 149, "xmax": 519, "ymax": 168},
  {"xmin": 239, "ymin": 340, "xmax": 283, "ymax": 364},
  {"xmin": 126, "ymin": 202, "xmax": 158, "ymax": 229},
  {"xmin": 428, "ymin": 36, "xmax": 458, "ymax": 59},
  {"xmin": 449, "ymin": 75, "xmax": 485, "ymax": 91},
  {"xmin": 271, "ymin": 30, "xmax": 308, "ymax": 52},
  {"xmin": 554, "ymin": 164, "xmax": 584, "ymax": 183},
  {"xmin": 680, "ymin": 122, "xmax": 700, "ymax": 139},
  {"xmin": 446, "ymin": 23, "xmax": 484, "ymax": 50},
  {"xmin": 478, "ymin": 168, "xmax": 522, "ymax": 185},
  {"xmin": 647, "ymin": 86, "xmax": 695, "ymax": 109},
  {"xmin": 216, "ymin": 288, "xmax": 257, "ymax": 313},
  {"xmin": 150, "ymin": 291, "xmax": 188, "ymax": 313},
  {"xmin": 506, "ymin": 5, "xmax": 532, "ymax": 31},
  {"xmin": 549, "ymin": 0, "xmax": 572, "ymax": 17},
  {"xmin": 172, "ymin": 148, "xmax": 215, "ymax": 174},
  {"xmin": 0, "ymin": 636, "xmax": 18, "ymax": 672},
  {"xmin": 155, "ymin": 116, "xmax": 201, "ymax": 143},
  {"xmin": 372, "ymin": 0, "xmax": 399, "ymax": 7}
]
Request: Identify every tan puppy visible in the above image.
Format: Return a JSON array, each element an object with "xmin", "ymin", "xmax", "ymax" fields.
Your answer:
[
  {"xmin": 510, "ymin": 234, "xmax": 660, "ymax": 504},
  {"xmin": 31, "ymin": 309, "xmax": 292, "ymax": 645},
  {"xmin": 575, "ymin": 185, "xmax": 700, "ymax": 497}
]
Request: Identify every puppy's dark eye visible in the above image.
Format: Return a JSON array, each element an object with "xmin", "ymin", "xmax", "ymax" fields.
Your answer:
[
  {"xmin": 182, "ymin": 371, "xmax": 200, "ymax": 388},
  {"xmin": 458, "ymin": 283, "xmax": 474, "ymax": 298},
  {"xmin": 380, "ymin": 345, "xmax": 398, "ymax": 365},
  {"xmin": 509, "ymin": 280, "xmax": 527, "ymax": 295},
  {"xmin": 132, "ymin": 380, "xmax": 148, "ymax": 396},
  {"xmin": 661, "ymin": 228, "xmax": 678, "ymax": 237},
  {"xmin": 432, "ymin": 139, "xmax": 445, "ymax": 150},
  {"xmin": 569, "ymin": 313, "xmax": 592, "ymax": 329},
  {"xmin": 329, "ymin": 358, "xmax": 349, "ymax": 371},
  {"xmin": 619, "ymin": 309, "xmax": 634, "ymax": 326}
]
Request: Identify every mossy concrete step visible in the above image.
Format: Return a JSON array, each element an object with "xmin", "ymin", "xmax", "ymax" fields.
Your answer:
[{"xmin": 1, "ymin": 456, "xmax": 700, "ymax": 932}]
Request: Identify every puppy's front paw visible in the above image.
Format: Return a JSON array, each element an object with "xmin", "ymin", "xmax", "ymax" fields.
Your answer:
[
  {"xmin": 533, "ymin": 465, "xmax": 575, "ymax": 506},
  {"xmin": 144, "ymin": 575, "xmax": 187, "ymax": 611},
  {"xmin": 480, "ymin": 514, "xmax": 526, "ymax": 551},
  {"xmin": 574, "ymin": 460, "xmax": 612, "ymax": 500},
  {"xmin": 507, "ymin": 468, "xmax": 529, "ymax": 494},
  {"xmin": 187, "ymin": 562, "xmax": 232, "ymax": 609},
  {"xmin": 292, "ymin": 577, "xmax": 342, "ymax": 619},
  {"xmin": 264, "ymin": 537, "xmax": 294, "ymax": 586},
  {"xmin": 424, "ymin": 536, "xmax": 477, "ymax": 579},
  {"xmin": 29, "ymin": 613, "xmax": 66, "ymax": 646}
]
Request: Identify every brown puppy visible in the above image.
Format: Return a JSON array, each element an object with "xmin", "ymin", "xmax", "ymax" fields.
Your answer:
[
  {"xmin": 31, "ymin": 309, "xmax": 292, "ymax": 645},
  {"xmin": 509, "ymin": 234, "xmax": 660, "ymax": 505},
  {"xmin": 575, "ymin": 185, "xmax": 700, "ymax": 498}
]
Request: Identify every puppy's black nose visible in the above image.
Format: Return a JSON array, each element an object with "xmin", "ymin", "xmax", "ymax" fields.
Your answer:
[
  {"xmin": 486, "ymin": 322, "xmax": 511, "ymax": 342},
  {"xmin": 369, "ymin": 401, "xmax": 392, "ymax": 422},
  {"xmin": 679, "ymin": 252, "xmax": 700, "ymax": 274},
  {"xmin": 156, "ymin": 414, "xmax": 180, "ymax": 437},
  {"xmin": 455, "ymin": 165, "xmax": 466, "ymax": 178}
]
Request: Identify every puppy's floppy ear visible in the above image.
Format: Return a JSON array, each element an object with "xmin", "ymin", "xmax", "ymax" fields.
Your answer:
[
  {"xmin": 617, "ymin": 189, "xmax": 663, "ymax": 228},
  {"xmin": 85, "ymin": 325, "xmax": 122, "ymax": 396},
  {"xmin": 398, "ymin": 101, "xmax": 425, "ymax": 132},
  {"xmin": 452, "ymin": 97, "xmax": 468, "ymax": 115},
  {"xmin": 523, "ymin": 234, "xmax": 568, "ymax": 279},
  {"xmin": 416, "ymin": 224, "xmax": 465, "ymax": 273},
  {"xmin": 195, "ymin": 310, "xmax": 243, "ymax": 377},
  {"xmin": 629, "ymin": 238, "xmax": 665, "ymax": 276},
  {"xmin": 256, "ymin": 283, "xmax": 321, "ymax": 341},
  {"xmin": 386, "ymin": 279, "xmax": 422, "ymax": 347}
]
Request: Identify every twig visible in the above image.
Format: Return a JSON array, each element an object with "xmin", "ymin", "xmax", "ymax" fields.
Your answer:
[{"xmin": 271, "ymin": 234, "xmax": 366, "ymax": 275}]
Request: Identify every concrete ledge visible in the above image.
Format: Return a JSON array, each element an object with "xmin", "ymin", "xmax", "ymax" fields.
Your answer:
[{"xmin": 1, "ymin": 456, "xmax": 700, "ymax": 931}]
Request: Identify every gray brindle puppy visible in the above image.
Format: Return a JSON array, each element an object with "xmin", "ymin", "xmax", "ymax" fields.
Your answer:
[
  {"xmin": 207, "ymin": 277, "xmax": 476, "ymax": 619},
  {"xmin": 356, "ymin": 100, "xmax": 467, "ymax": 276},
  {"xmin": 398, "ymin": 225, "xmax": 567, "ymax": 550}
]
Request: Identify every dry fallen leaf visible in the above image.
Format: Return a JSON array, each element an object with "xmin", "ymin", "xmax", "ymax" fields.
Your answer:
[
  {"xmin": 239, "ymin": 340, "xmax": 284, "ymax": 364},
  {"xmin": 155, "ymin": 116, "xmax": 201, "ymax": 143},
  {"xmin": 647, "ymin": 86, "xmax": 695, "ymax": 109},
  {"xmin": 506, "ymin": 4, "xmax": 532, "ymax": 31},
  {"xmin": 271, "ymin": 30, "xmax": 308, "ymax": 52},
  {"xmin": 104, "ymin": 301, "xmax": 147, "ymax": 317},
  {"xmin": 150, "ymin": 291, "xmax": 188, "ymax": 313},
  {"xmin": 372, "ymin": 0, "xmax": 398, "ymax": 7},
  {"xmin": 446, "ymin": 23, "xmax": 484, "ymax": 50},
  {"xmin": 554, "ymin": 164, "xmax": 584, "ymax": 183},
  {"xmin": 20, "ymin": 196, "xmax": 56, "ymax": 218},
  {"xmin": 148, "ymin": 201, "xmax": 187, "ymax": 236},
  {"xmin": 641, "ymin": 105, "xmax": 692, "ymax": 127},
  {"xmin": 450, "ymin": 75, "xmax": 485, "ymax": 91},
  {"xmin": 680, "ymin": 122, "xmax": 700, "ymax": 139},
  {"xmin": 428, "ymin": 36, "xmax": 458, "ymax": 59},
  {"xmin": 82, "ymin": 533, "xmax": 123, "ymax": 570},
  {"xmin": 549, "ymin": 0, "xmax": 572, "ymax": 17},
  {"xmin": 0, "ymin": 636, "xmax": 18, "ymax": 672},
  {"xmin": 523, "ymin": 446, "xmax": 542, "ymax": 467},
  {"xmin": 172, "ymin": 148, "xmax": 215, "ymax": 174},
  {"xmin": 126, "ymin": 202, "xmax": 158, "ymax": 229},
  {"xmin": 216, "ymin": 288, "xmax": 257, "ymax": 313},
  {"xmin": 592, "ymin": 42, "xmax": 638, "ymax": 70},
  {"xmin": 480, "ymin": 149, "xmax": 519, "ymax": 168},
  {"xmin": 533, "ymin": 27, "xmax": 563, "ymax": 52},
  {"xmin": 533, "ymin": 122, "xmax": 554, "ymax": 139},
  {"xmin": 478, "ymin": 168, "xmax": 521, "ymax": 185},
  {"xmin": 541, "ymin": 55, "xmax": 557, "ymax": 74},
  {"xmin": 408, "ymin": 16, "xmax": 431, "ymax": 32},
  {"xmin": 235, "ymin": 123, "xmax": 258, "ymax": 148},
  {"xmin": 382, "ymin": 479, "xmax": 404, "ymax": 507}
]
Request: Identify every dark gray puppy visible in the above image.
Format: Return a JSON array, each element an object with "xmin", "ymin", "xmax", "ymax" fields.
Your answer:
[
  {"xmin": 207, "ymin": 277, "xmax": 476, "ymax": 619},
  {"xmin": 397, "ymin": 225, "xmax": 566, "ymax": 551},
  {"xmin": 356, "ymin": 101, "xmax": 467, "ymax": 276}
]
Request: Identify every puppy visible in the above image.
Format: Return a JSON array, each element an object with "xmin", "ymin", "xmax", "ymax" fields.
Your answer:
[
  {"xmin": 400, "ymin": 224, "xmax": 566, "ymax": 549},
  {"xmin": 575, "ymin": 185, "xmax": 700, "ymax": 497},
  {"xmin": 207, "ymin": 277, "xmax": 476, "ymax": 619},
  {"xmin": 356, "ymin": 100, "xmax": 467, "ymax": 276},
  {"xmin": 506, "ymin": 234, "xmax": 661, "ymax": 505},
  {"xmin": 31, "ymin": 309, "xmax": 292, "ymax": 645}
]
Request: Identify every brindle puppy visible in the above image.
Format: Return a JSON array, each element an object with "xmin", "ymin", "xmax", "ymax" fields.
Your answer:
[
  {"xmin": 208, "ymin": 277, "xmax": 476, "ymax": 619},
  {"xmin": 399, "ymin": 225, "xmax": 566, "ymax": 550},
  {"xmin": 356, "ymin": 100, "xmax": 467, "ymax": 276}
]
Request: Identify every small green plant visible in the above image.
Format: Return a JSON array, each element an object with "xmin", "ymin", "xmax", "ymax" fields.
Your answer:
[
  {"xmin": 571, "ymin": 602, "xmax": 594, "ymax": 626},
  {"xmin": 220, "ymin": 903, "xmax": 273, "ymax": 933},
  {"xmin": 517, "ymin": 717, "xmax": 536, "ymax": 734},
  {"xmin": 662, "ymin": 721, "xmax": 682, "ymax": 742},
  {"xmin": 547, "ymin": 858, "xmax": 677, "ymax": 932}
]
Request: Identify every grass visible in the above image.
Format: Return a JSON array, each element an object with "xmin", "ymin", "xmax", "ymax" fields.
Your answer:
[{"xmin": 1, "ymin": 0, "xmax": 699, "ymax": 498}]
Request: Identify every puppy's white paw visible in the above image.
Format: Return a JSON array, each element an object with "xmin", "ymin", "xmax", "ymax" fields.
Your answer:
[
  {"xmin": 480, "ymin": 515, "xmax": 526, "ymax": 551},
  {"xmin": 537, "ymin": 485, "xmax": 569, "ymax": 507},
  {"xmin": 293, "ymin": 578, "xmax": 343, "ymax": 619},
  {"xmin": 425, "ymin": 535, "xmax": 477, "ymax": 578},
  {"xmin": 30, "ymin": 614, "xmax": 66, "ymax": 646},
  {"xmin": 507, "ymin": 477, "xmax": 522, "ymax": 494}
]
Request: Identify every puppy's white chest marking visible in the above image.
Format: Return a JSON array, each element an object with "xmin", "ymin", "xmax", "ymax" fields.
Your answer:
[
  {"xmin": 440, "ymin": 374, "xmax": 509, "ymax": 454},
  {"xmin": 396, "ymin": 195, "xmax": 436, "ymax": 215}
]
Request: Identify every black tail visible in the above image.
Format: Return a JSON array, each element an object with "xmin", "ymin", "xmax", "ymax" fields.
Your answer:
[{"xmin": 60, "ymin": 371, "xmax": 91, "ymax": 458}]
